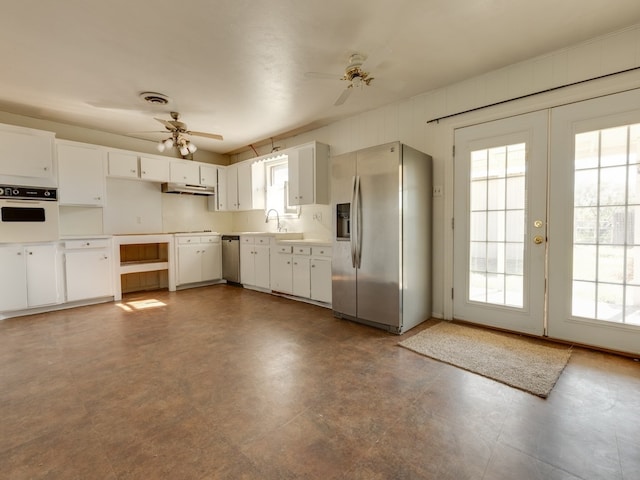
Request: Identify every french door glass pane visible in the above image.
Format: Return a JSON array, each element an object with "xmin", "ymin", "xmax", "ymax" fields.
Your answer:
[
  {"xmin": 571, "ymin": 122, "xmax": 640, "ymax": 324},
  {"xmin": 468, "ymin": 143, "xmax": 526, "ymax": 307}
]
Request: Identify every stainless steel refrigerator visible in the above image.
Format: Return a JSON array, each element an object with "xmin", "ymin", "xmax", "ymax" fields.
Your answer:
[{"xmin": 331, "ymin": 142, "xmax": 432, "ymax": 334}]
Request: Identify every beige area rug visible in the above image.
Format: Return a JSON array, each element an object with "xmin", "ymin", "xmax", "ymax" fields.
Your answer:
[{"xmin": 399, "ymin": 322, "xmax": 572, "ymax": 398}]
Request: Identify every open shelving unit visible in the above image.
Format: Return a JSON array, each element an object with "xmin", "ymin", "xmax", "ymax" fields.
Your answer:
[{"xmin": 112, "ymin": 234, "xmax": 176, "ymax": 300}]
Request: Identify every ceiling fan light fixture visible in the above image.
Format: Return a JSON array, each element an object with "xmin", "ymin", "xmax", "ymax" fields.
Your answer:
[
  {"xmin": 156, "ymin": 141, "xmax": 166, "ymax": 152},
  {"xmin": 187, "ymin": 142, "xmax": 197, "ymax": 154},
  {"xmin": 163, "ymin": 138, "xmax": 174, "ymax": 148}
]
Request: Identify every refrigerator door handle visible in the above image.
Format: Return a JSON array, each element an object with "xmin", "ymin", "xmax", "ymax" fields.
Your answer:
[
  {"xmin": 350, "ymin": 175, "xmax": 357, "ymax": 268},
  {"xmin": 355, "ymin": 175, "xmax": 362, "ymax": 268}
]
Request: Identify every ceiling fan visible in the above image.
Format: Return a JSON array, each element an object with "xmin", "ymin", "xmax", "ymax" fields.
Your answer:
[
  {"xmin": 306, "ymin": 53, "xmax": 376, "ymax": 106},
  {"xmin": 145, "ymin": 111, "xmax": 224, "ymax": 157}
]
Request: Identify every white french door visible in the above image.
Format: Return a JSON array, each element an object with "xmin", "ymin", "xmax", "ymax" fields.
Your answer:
[
  {"xmin": 453, "ymin": 111, "xmax": 549, "ymax": 336},
  {"xmin": 453, "ymin": 89, "xmax": 640, "ymax": 355},
  {"xmin": 548, "ymin": 89, "xmax": 640, "ymax": 355}
]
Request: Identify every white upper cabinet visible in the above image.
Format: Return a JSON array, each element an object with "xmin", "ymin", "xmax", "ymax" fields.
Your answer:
[
  {"xmin": 107, "ymin": 151, "xmax": 138, "ymax": 179},
  {"xmin": 0, "ymin": 123, "xmax": 55, "ymax": 183},
  {"xmin": 199, "ymin": 164, "xmax": 218, "ymax": 187},
  {"xmin": 225, "ymin": 160, "xmax": 259, "ymax": 211},
  {"xmin": 215, "ymin": 166, "xmax": 227, "ymax": 210},
  {"xmin": 169, "ymin": 159, "xmax": 200, "ymax": 184},
  {"xmin": 287, "ymin": 141, "xmax": 329, "ymax": 205},
  {"xmin": 237, "ymin": 161, "xmax": 253, "ymax": 210},
  {"xmin": 106, "ymin": 149, "xmax": 170, "ymax": 183},
  {"xmin": 140, "ymin": 156, "xmax": 170, "ymax": 182},
  {"xmin": 57, "ymin": 141, "xmax": 106, "ymax": 206}
]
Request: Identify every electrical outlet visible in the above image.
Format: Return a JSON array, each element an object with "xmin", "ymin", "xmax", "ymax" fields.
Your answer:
[
  {"xmin": 432, "ymin": 185, "xmax": 443, "ymax": 197},
  {"xmin": 313, "ymin": 212, "xmax": 322, "ymax": 221}
]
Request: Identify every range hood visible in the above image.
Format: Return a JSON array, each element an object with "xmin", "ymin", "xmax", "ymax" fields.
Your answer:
[{"xmin": 161, "ymin": 183, "xmax": 215, "ymax": 196}]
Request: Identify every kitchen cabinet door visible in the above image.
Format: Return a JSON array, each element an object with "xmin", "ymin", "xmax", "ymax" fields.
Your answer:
[
  {"xmin": 170, "ymin": 160, "xmax": 200, "ymax": 184},
  {"xmin": 199, "ymin": 164, "xmax": 218, "ymax": 187},
  {"xmin": 227, "ymin": 164, "xmax": 239, "ymax": 210},
  {"xmin": 310, "ymin": 258, "xmax": 332, "ymax": 303},
  {"xmin": 292, "ymin": 255, "xmax": 310, "ymax": 298},
  {"xmin": 25, "ymin": 244, "xmax": 60, "ymax": 307},
  {"xmin": 65, "ymin": 249, "xmax": 112, "ymax": 301},
  {"xmin": 271, "ymin": 253, "xmax": 293, "ymax": 294},
  {"xmin": 0, "ymin": 245, "xmax": 28, "ymax": 311},
  {"xmin": 57, "ymin": 142, "xmax": 106, "ymax": 206},
  {"xmin": 107, "ymin": 151, "xmax": 138, "ymax": 178},
  {"xmin": 237, "ymin": 162, "xmax": 253, "ymax": 210},
  {"xmin": 287, "ymin": 142, "xmax": 329, "ymax": 206},
  {"xmin": 0, "ymin": 125, "xmax": 54, "ymax": 180},
  {"xmin": 216, "ymin": 166, "xmax": 228, "ymax": 210},
  {"xmin": 240, "ymin": 243, "xmax": 255, "ymax": 285},
  {"xmin": 201, "ymin": 241, "xmax": 222, "ymax": 281},
  {"xmin": 254, "ymin": 245, "xmax": 271, "ymax": 289},
  {"xmin": 177, "ymin": 243, "xmax": 203, "ymax": 285},
  {"xmin": 140, "ymin": 156, "xmax": 170, "ymax": 182}
]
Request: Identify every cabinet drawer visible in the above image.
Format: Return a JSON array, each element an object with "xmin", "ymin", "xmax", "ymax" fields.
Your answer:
[
  {"xmin": 293, "ymin": 245, "xmax": 311, "ymax": 255},
  {"xmin": 312, "ymin": 246, "xmax": 332, "ymax": 257},
  {"xmin": 275, "ymin": 245, "xmax": 292, "ymax": 254},
  {"xmin": 241, "ymin": 236, "xmax": 255, "ymax": 245},
  {"xmin": 255, "ymin": 236, "xmax": 271, "ymax": 246},
  {"xmin": 64, "ymin": 239, "xmax": 110, "ymax": 249},
  {"xmin": 200, "ymin": 235, "xmax": 220, "ymax": 244},
  {"xmin": 177, "ymin": 236, "xmax": 199, "ymax": 245}
]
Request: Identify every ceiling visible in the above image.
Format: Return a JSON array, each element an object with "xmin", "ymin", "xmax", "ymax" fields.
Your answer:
[{"xmin": 1, "ymin": 1, "xmax": 639, "ymax": 155}]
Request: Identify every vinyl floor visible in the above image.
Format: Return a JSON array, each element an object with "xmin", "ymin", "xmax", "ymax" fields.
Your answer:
[{"xmin": 1, "ymin": 285, "xmax": 639, "ymax": 479}]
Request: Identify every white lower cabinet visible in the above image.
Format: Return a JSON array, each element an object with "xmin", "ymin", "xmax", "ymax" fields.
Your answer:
[
  {"xmin": 271, "ymin": 248, "xmax": 293, "ymax": 293},
  {"xmin": 240, "ymin": 236, "xmax": 271, "ymax": 289},
  {"xmin": 292, "ymin": 247, "xmax": 311, "ymax": 298},
  {"xmin": 0, "ymin": 243, "xmax": 61, "ymax": 312},
  {"xmin": 64, "ymin": 239, "xmax": 113, "ymax": 302},
  {"xmin": 175, "ymin": 235, "xmax": 222, "ymax": 286},
  {"xmin": 270, "ymin": 243, "xmax": 332, "ymax": 305},
  {"xmin": 310, "ymin": 257, "xmax": 332, "ymax": 303}
]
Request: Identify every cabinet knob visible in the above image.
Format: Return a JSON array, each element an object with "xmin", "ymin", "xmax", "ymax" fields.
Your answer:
[
  {"xmin": 131, "ymin": 169, "xmax": 136, "ymax": 173},
  {"xmin": 311, "ymin": 264, "xmax": 316, "ymax": 268},
  {"xmin": 142, "ymin": 171, "xmax": 147, "ymax": 174},
  {"xmin": 28, "ymin": 251, "xmax": 33, "ymax": 255},
  {"xmin": 17, "ymin": 251, "xmax": 22, "ymax": 256}
]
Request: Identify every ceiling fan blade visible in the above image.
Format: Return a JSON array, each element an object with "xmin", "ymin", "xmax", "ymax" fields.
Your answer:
[
  {"xmin": 189, "ymin": 131, "xmax": 224, "ymax": 141},
  {"xmin": 305, "ymin": 71, "xmax": 339, "ymax": 80},
  {"xmin": 154, "ymin": 117, "xmax": 176, "ymax": 130},
  {"xmin": 334, "ymin": 88, "xmax": 352, "ymax": 106},
  {"xmin": 128, "ymin": 130, "xmax": 170, "ymax": 134}
]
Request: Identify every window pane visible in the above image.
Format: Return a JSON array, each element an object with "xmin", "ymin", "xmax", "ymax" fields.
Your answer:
[
  {"xmin": 505, "ymin": 210, "xmax": 524, "ymax": 242},
  {"xmin": 471, "ymin": 150, "xmax": 488, "ymax": 179},
  {"xmin": 575, "ymin": 131, "xmax": 599, "ymax": 169},
  {"xmin": 487, "ymin": 211, "xmax": 505, "ymax": 242},
  {"xmin": 600, "ymin": 126, "xmax": 628, "ymax": 167},
  {"xmin": 599, "ymin": 166, "xmax": 627, "ymax": 205},
  {"xmin": 470, "ymin": 212, "xmax": 487, "ymax": 241},
  {"xmin": 506, "ymin": 176, "xmax": 525, "ymax": 209},
  {"xmin": 573, "ymin": 245, "xmax": 597, "ymax": 281},
  {"xmin": 487, "ymin": 178, "xmax": 505, "ymax": 210},
  {"xmin": 471, "ymin": 180, "xmax": 487, "ymax": 210},
  {"xmin": 574, "ymin": 169, "xmax": 599, "ymax": 206}
]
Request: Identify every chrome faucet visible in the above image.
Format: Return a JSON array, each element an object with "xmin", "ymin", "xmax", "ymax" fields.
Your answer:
[{"xmin": 265, "ymin": 209, "xmax": 282, "ymax": 232}]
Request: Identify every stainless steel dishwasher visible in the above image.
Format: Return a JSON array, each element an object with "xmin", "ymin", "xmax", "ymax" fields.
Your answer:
[{"xmin": 221, "ymin": 235, "xmax": 241, "ymax": 284}]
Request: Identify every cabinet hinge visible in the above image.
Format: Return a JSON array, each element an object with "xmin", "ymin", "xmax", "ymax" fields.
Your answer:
[
  {"xmin": 451, "ymin": 217, "xmax": 454, "ymax": 229},
  {"xmin": 452, "ymin": 145, "xmax": 455, "ymax": 157},
  {"xmin": 451, "ymin": 288, "xmax": 454, "ymax": 299}
]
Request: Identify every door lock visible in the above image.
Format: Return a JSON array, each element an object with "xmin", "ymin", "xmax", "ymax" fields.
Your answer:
[
  {"xmin": 534, "ymin": 220, "xmax": 543, "ymax": 228},
  {"xmin": 533, "ymin": 235, "xmax": 544, "ymax": 244}
]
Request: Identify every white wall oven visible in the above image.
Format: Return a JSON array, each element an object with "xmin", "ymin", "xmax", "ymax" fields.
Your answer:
[{"xmin": 0, "ymin": 185, "xmax": 59, "ymax": 243}]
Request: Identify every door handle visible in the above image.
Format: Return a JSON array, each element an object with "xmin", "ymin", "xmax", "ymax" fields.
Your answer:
[{"xmin": 533, "ymin": 235, "xmax": 544, "ymax": 244}]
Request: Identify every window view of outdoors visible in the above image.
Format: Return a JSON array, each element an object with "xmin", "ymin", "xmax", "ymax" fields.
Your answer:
[
  {"xmin": 572, "ymin": 123, "xmax": 640, "ymax": 325},
  {"xmin": 469, "ymin": 143, "xmax": 526, "ymax": 307}
]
